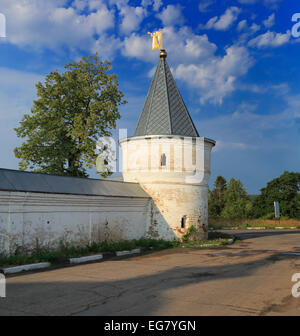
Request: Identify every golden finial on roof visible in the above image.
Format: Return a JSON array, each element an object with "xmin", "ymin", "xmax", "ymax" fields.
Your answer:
[
  {"xmin": 148, "ymin": 30, "xmax": 163, "ymax": 50},
  {"xmin": 148, "ymin": 29, "xmax": 166, "ymax": 59}
]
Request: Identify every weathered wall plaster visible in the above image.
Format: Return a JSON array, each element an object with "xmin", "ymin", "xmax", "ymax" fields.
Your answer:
[{"xmin": 0, "ymin": 191, "xmax": 150, "ymax": 254}]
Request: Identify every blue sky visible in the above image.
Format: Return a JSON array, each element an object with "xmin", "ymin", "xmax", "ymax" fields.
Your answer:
[{"xmin": 0, "ymin": 0, "xmax": 299, "ymax": 194}]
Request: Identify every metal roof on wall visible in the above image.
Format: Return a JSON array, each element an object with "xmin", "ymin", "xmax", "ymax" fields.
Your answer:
[{"xmin": 0, "ymin": 168, "xmax": 149, "ymax": 198}]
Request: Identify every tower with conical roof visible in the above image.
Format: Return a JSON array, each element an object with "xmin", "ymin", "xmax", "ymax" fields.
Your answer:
[
  {"xmin": 120, "ymin": 45, "xmax": 215, "ymax": 240},
  {"xmin": 134, "ymin": 49, "xmax": 199, "ymax": 138}
]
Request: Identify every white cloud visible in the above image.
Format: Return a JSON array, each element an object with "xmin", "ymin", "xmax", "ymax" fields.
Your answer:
[
  {"xmin": 239, "ymin": 82, "xmax": 289, "ymax": 96},
  {"xmin": 119, "ymin": 6, "xmax": 146, "ymax": 34},
  {"xmin": 213, "ymin": 140, "xmax": 257, "ymax": 152},
  {"xmin": 248, "ymin": 30, "xmax": 291, "ymax": 48},
  {"xmin": 122, "ymin": 26, "xmax": 217, "ymax": 64},
  {"xmin": 92, "ymin": 34, "xmax": 122, "ymax": 60},
  {"xmin": 285, "ymin": 95, "xmax": 300, "ymax": 137},
  {"xmin": 122, "ymin": 27, "xmax": 253, "ymax": 104},
  {"xmin": 196, "ymin": 101, "xmax": 295, "ymax": 153},
  {"xmin": 156, "ymin": 5, "xmax": 185, "ymax": 26},
  {"xmin": 109, "ymin": 0, "xmax": 128, "ymax": 8},
  {"xmin": 122, "ymin": 33, "xmax": 156, "ymax": 62},
  {"xmin": 73, "ymin": 0, "xmax": 107, "ymax": 11},
  {"xmin": 204, "ymin": 7, "xmax": 241, "ymax": 31},
  {"xmin": 174, "ymin": 45, "xmax": 253, "ymax": 104},
  {"xmin": 153, "ymin": 0, "xmax": 163, "ymax": 11},
  {"xmin": 108, "ymin": 0, "xmax": 147, "ymax": 35},
  {"xmin": 250, "ymin": 23, "xmax": 261, "ymax": 34},
  {"xmin": 141, "ymin": 0, "xmax": 162, "ymax": 11},
  {"xmin": 237, "ymin": 20, "xmax": 247, "ymax": 31},
  {"xmin": 198, "ymin": 0, "xmax": 215, "ymax": 13},
  {"xmin": 72, "ymin": 0, "xmax": 88, "ymax": 12},
  {"xmin": 163, "ymin": 27, "xmax": 218, "ymax": 63},
  {"xmin": 237, "ymin": 20, "xmax": 260, "ymax": 33},
  {"xmin": 199, "ymin": 96, "xmax": 299, "ymax": 193},
  {"xmin": 236, "ymin": 20, "xmax": 261, "ymax": 44},
  {"xmin": 0, "ymin": 0, "xmax": 118, "ymax": 57},
  {"xmin": 141, "ymin": 0, "xmax": 152, "ymax": 7},
  {"xmin": 263, "ymin": 13, "xmax": 275, "ymax": 28}
]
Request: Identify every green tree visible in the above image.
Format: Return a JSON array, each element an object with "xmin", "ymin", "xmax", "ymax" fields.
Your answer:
[
  {"xmin": 223, "ymin": 178, "xmax": 248, "ymax": 203},
  {"xmin": 14, "ymin": 54, "xmax": 126, "ymax": 177},
  {"xmin": 221, "ymin": 198, "xmax": 252, "ymax": 219},
  {"xmin": 221, "ymin": 178, "xmax": 252, "ymax": 219},
  {"xmin": 208, "ymin": 176, "xmax": 227, "ymax": 217},
  {"xmin": 252, "ymin": 171, "xmax": 300, "ymax": 219}
]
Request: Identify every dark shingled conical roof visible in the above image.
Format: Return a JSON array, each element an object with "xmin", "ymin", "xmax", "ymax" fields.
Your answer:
[{"xmin": 134, "ymin": 51, "xmax": 199, "ymax": 137}]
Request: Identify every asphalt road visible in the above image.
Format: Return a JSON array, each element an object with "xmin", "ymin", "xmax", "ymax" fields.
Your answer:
[{"xmin": 1, "ymin": 229, "xmax": 300, "ymax": 316}]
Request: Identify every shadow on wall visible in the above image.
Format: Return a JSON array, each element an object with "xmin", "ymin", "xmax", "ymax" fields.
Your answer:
[
  {"xmin": 146, "ymin": 199, "xmax": 178, "ymax": 240},
  {"xmin": 144, "ymin": 187, "xmax": 208, "ymax": 241}
]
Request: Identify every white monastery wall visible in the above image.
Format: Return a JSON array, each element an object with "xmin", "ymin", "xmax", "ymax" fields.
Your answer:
[{"xmin": 0, "ymin": 190, "xmax": 150, "ymax": 254}]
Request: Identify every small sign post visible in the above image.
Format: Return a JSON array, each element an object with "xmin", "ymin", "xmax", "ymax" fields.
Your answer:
[
  {"xmin": 274, "ymin": 201, "xmax": 280, "ymax": 227},
  {"xmin": 274, "ymin": 201, "xmax": 280, "ymax": 219}
]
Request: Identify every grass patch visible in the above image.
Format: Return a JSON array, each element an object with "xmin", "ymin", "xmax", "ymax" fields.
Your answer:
[
  {"xmin": 0, "ymin": 232, "xmax": 235, "ymax": 268},
  {"xmin": 180, "ymin": 231, "xmax": 233, "ymax": 249},
  {"xmin": 0, "ymin": 238, "xmax": 180, "ymax": 268},
  {"xmin": 181, "ymin": 238, "xmax": 228, "ymax": 249}
]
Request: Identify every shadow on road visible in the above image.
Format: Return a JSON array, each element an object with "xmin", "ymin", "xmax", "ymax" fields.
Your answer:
[{"xmin": 1, "ymin": 251, "xmax": 298, "ymax": 316}]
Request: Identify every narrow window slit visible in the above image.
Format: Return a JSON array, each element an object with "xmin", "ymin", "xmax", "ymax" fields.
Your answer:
[
  {"xmin": 161, "ymin": 153, "xmax": 166, "ymax": 166},
  {"xmin": 181, "ymin": 216, "xmax": 186, "ymax": 229}
]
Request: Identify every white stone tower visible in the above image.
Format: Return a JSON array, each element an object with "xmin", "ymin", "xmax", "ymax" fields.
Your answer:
[{"xmin": 120, "ymin": 49, "xmax": 215, "ymax": 240}]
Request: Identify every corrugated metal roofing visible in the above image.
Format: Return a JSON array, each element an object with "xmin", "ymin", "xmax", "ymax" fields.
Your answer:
[
  {"xmin": 0, "ymin": 168, "xmax": 149, "ymax": 198},
  {"xmin": 134, "ymin": 56, "xmax": 199, "ymax": 137}
]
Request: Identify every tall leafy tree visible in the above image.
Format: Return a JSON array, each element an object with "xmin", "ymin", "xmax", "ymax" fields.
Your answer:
[
  {"xmin": 208, "ymin": 176, "xmax": 227, "ymax": 217},
  {"xmin": 14, "ymin": 54, "xmax": 126, "ymax": 177},
  {"xmin": 223, "ymin": 178, "xmax": 248, "ymax": 203},
  {"xmin": 221, "ymin": 178, "xmax": 252, "ymax": 219},
  {"xmin": 221, "ymin": 198, "xmax": 253, "ymax": 219},
  {"xmin": 252, "ymin": 171, "xmax": 300, "ymax": 219}
]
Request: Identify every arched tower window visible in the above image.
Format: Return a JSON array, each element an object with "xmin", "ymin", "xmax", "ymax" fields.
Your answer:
[{"xmin": 161, "ymin": 153, "xmax": 166, "ymax": 166}]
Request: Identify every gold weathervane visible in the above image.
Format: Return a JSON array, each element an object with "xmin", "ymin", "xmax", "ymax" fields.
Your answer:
[{"xmin": 148, "ymin": 30, "xmax": 163, "ymax": 50}]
